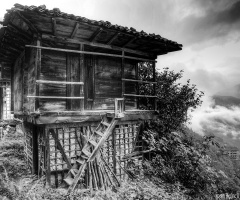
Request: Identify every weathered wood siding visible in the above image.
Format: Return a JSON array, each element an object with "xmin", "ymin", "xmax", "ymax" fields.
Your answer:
[
  {"xmin": 12, "ymin": 48, "xmax": 137, "ymax": 113},
  {"xmin": 93, "ymin": 56, "xmax": 137, "ymax": 110},
  {"xmin": 24, "ymin": 47, "xmax": 37, "ymax": 113},
  {"xmin": 94, "ymin": 56, "xmax": 121, "ymax": 109},
  {"xmin": 66, "ymin": 53, "xmax": 81, "ymax": 110},
  {"xmin": 124, "ymin": 59, "xmax": 137, "ymax": 109},
  {"xmin": 39, "ymin": 50, "xmax": 67, "ymax": 111},
  {"xmin": 13, "ymin": 55, "xmax": 24, "ymax": 112}
]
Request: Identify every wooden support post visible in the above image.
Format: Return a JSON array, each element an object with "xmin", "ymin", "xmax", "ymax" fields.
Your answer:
[
  {"xmin": 136, "ymin": 63, "xmax": 139, "ymax": 109},
  {"xmin": 35, "ymin": 37, "xmax": 41, "ymax": 111},
  {"xmin": 66, "ymin": 53, "xmax": 71, "ymax": 110},
  {"xmin": 112, "ymin": 131, "xmax": 117, "ymax": 175},
  {"xmin": 26, "ymin": 45, "xmax": 156, "ymax": 62},
  {"xmin": 121, "ymin": 51, "xmax": 125, "ymax": 98},
  {"xmin": 0, "ymin": 87, "xmax": 3, "ymax": 120},
  {"xmin": 32, "ymin": 125, "xmax": 39, "ymax": 175},
  {"xmin": 152, "ymin": 62, "xmax": 157, "ymax": 111},
  {"xmin": 45, "ymin": 127, "xmax": 51, "ymax": 187},
  {"xmin": 80, "ymin": 44, "xmax": 84, "ymax": 111}
]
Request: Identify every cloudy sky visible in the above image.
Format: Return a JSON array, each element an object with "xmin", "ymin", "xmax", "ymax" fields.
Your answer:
[
  {"xmin": 1, "ymin": 0, "xmax": 239, "ymax": 94},
  {"xmin": 1, "ymin": 0, "xmax": 240, "ymax": 136}
]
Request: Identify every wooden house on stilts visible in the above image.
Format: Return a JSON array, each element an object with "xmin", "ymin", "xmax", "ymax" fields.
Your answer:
[{"xmin": 0, "ymin": 4, "xmax": 182, "ymax": 194}]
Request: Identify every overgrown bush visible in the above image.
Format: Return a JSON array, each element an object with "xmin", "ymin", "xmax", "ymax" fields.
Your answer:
[{"xmin": 137, "ymin": 64, "xmax": 240, "ymax": 198}]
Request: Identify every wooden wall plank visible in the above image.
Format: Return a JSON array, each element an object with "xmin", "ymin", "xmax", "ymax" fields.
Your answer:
[
  {"xmin": 79, "ymin": 44, "xmax": 84, "ymax": 110},
  {"xmin": 13, "ymin": 55, "xmax": 24, "ymax": 112},
  {"xmin": 26, "ymin": 46, "xmax": 37, "ymax": 112},
  {"xmin": 66, "ymin": 53, "xmax": 81, "ymax": 110},
  {"xmin": 93, "ymin": 56, "xmax": 137, "ymax": 110},
  {"xmin": 39, "ymin": 49, "xmax": 67, "ymax": 112},
  {"xmin": 35, "ymin": 39, "xmax": 41, "ymax": 110}
]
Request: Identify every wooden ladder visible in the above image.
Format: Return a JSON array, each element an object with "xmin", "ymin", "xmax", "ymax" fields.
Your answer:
[{"xmin": 63, "ymin": 115, "xmax": 119, "ymax": 194}]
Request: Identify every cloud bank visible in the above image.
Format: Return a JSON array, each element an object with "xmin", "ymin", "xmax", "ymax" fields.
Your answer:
[{"xmin": 190, "ymin": 97, "xmax": 240, "ymax": 146}]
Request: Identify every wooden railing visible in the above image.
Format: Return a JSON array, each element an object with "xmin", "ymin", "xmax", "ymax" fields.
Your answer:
[
  {"xmin": 27, "ymin": 80, "xmax": 85, "ymax": 99},
  {"xmin": 121, "ymin": 78, "xmax": 157, "ymax": 110}
]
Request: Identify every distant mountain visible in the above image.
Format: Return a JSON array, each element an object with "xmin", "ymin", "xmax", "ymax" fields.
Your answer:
[
  {"xmin": 216, "ymin": 84, "xmax": 240, "ymax": 99},
  {"xmin": 212, "ymin": 84, "xmax": 240, "ymax": 107},
  {"xmin": 212, "ymin": 95, "xmax": 240, "ymax": 107}
]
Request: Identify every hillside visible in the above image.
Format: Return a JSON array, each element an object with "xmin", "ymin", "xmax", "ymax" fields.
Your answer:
[{"xmin": 0, "ymin": 127, "xmax": 189, "ymax": 200}]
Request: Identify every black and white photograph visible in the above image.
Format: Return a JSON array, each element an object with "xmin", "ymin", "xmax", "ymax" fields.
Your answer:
[{"xmin": 0, "ymin": 0, "xmax": 240, "ymax": 199}]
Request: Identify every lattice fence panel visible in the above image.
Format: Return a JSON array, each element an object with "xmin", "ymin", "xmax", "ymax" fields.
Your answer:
[
  {"xmin": 44, "ymin": 121, "xmax": 142, "ymax": 187},
  {"xmin": 23, "ymin": 123, "xmax": 33, "ymax": 171}
]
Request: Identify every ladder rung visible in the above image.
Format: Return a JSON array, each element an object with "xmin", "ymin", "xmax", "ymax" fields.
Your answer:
[
  {"xmin": 80, "ymin": 153, "xmax": 89, "ymax": 159},
  {"xmin": 88, "ymin": 140, "xmax": 98, "ymax": 147},
  {"xmin": 76, "ymin": 159, "xmax": 85, "ymax": 165},
  {"xmin": 95, "ymin": 131, "xmax": 103, "ymax": 137},
  {"xmin": 70, "ymin": 169, "xmax": 78, "ymax": 176},
  {"xmin": 101, "ymin": 121, "xmax": 110, "ymax": 127},
  {"xmin": 64, "ymin": 177, "xmax": 74, "ymax": 186},
  {"xmin": 82, "ymin": 149, "xmax": 91, "ymax": 158}
]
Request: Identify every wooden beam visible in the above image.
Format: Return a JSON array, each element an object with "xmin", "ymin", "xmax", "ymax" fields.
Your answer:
[
  {"xmin": 52, "ymin": 18, "xmax": 57, "ymax": 36},
  {"xmin": 122, "ymin": 37, "xmax": 136, "ymax": 48},
  {"xmin": 35, "ymin": 39, "xmax": 41, "ymax": 110},
  {"xmin": 122, "ymin": 78, "xmax": 157, "ymax": 84},
  {"xmin": 153, "ymin": 62, "xmax": 157, "ymax": 110},
  {"xmin": 70, "ymin": 22, "xmax": 79, "ymax": 39},
  {"xmin": 45, "ymin": 128, "xmax": 51, "ymax": 187},
  {"xmin": 79, "ymin": 44, "xmax": 84, "ymax": 110},
  {"xmin": 8, "ymin": 22, "xmax": 32, "ymax": 41},
  {"xmin": 27, "ymin": 96, "xmax": 84, "ymax": 99},
  {"xmin": 49, "ymin": 129, "xmax": 72, "ymax": 169},
  {"xmin": 15, "ymin": 11, "xmax": 39, "ymax": 33},
  {"xmin": 0, "ymin": 52, "xmax": 15, "ymax": 60},
  {"xmin": 124, "ymin": 94, "xmax": 157, "ymax": 98},
  {"xmin": 42, "ymin": 34, "xmax": 155, "ymax": 58},
  {"xmin": 1, "ymin": 39, "xmax": 24, "ymax": 52},
  {"xmin": 89, "ymin": 28, "xmax": 103, "ymax": 42},
  {"xmin": 26, "ymin": 45, "xmax": 156, "ymax": 62},
  {"xmin": 107, "ymin": 32, "xmax": 119, "ymax": 45},
  {"xmin": 0, "ymin": 46, "xmax": 20, "ymax": 55},
  {"xmin": 136, "ymin": 63, "xmax": 139, "ymax": 109},
  {"xmin": 36, "ymin": 80, "xmax": 84, "ymax": 85},
  {"xmin": 121, "ymin": 51, "xmax": 125, "ymax": 98}
]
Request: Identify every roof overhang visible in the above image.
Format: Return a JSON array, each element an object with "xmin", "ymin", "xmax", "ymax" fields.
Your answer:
[{"xmin": 0, "ymin": 4, "xmax": 183, "ymax": 65}]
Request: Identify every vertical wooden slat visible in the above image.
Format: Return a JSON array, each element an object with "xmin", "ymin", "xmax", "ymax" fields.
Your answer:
[
  {"xmin": 46, "ymin": 127, "xmax": 51, "ymax": 187},
  {"xmin": 136, "ymin": 63, "xmax": 139, "ymax": 109},
  {"xmin": 66, "ymin": 53, "xmax": 71, "ymax": 109},
  {"xmin": 152, "ymin": 62, "xmax": 156, "ymax": 110},
  {"xmin": 0, "ymin": 88, "xmax": 3, "ymax": 120},
  {"xmin": 112, "ymin": 130, "xmax": 116, "ymax": 175},
  {"xmin": 32, "ymin": 125, "xmax": 38, "ymax": 175},
  {"xmin": 121, "ymin": 51, "xmax": 125, "ymax": 97},
  {"xmin": 80, "ymin": 44, "xmax": 84, "ymax": 110},
  {"xmin": 55, "ymin": 128, "xmax": 58, "ymax": 187},
  {"xmin": 62, "ymin": 128, "xmax": 65, "ymax": 180},
  {"xmin": 35, "ymin": 38, "xmax": 41, "ymax": 110},
  {"xmin": 10, "ymin": 62, "xmax": 14, "ymax": 113}
]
